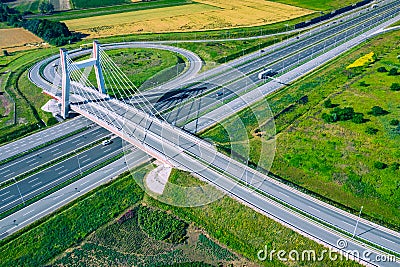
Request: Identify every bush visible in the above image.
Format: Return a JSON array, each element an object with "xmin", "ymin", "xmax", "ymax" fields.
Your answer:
[
  {"xmin": 137, "ymin": 205, "xmax": 188, "ymax": 243},
  {"xmin": 388, "ymin": 68, "xmax": 398, "ymax": 76},
  {"xmin": 390, "ymin": 83, "xmax": 400, "ymax": 91},
  {"xmin": 374, "ymin": 161, "xmax": 387, "ymax": 170},
  {"xmin": 365, "ymin": 127, "xmax": 378, "ymax": 135},
  {"xmin": 389, "ymin": 119, "xmax": 399, "ymax": 126},
  {"xmin": 368, "ymin": 106, "xmax": 388, "ymax": 116},
  {"xmin": 352, "ymin": 113, "xmax": 365, "ymax": 124},
  {"xmin": 377, "ymin": 66, "xmax": 387, "ymax": 72},
  {"xmin": 390, "ymin": 162, "xmax": 400, "ymax": 171},
  {"xmin": 323, "ymin": 99, "xmax": 335, "ymax": 108}
]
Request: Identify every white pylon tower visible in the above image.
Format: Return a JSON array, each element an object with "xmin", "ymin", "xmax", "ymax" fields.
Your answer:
[{"xmin": 60, "ymin": 40, "xmax": 106, "ymax": 119}]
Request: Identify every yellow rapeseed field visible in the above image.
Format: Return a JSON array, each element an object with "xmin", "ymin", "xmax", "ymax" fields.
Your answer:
[
  {"xmin": 64, "ymin": 0, "xmax": 313, "ymax": 38},
  {"xmin": 0, "ymin": 28, "xmax": 45, "ymax": 52},
  {"xmin": 346, "ymin": 52, "xmax": 375, "ymax": 69}
]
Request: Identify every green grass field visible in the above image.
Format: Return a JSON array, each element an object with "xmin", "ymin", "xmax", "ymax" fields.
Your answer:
[
  {"xmin": 46, "ymin": 0, "xmax": 191, "ymax": 20},
  {"xmin": 269, "ymin": 0, "xmax": 359, "ymax": 11},
  {"xmin": 201, "ymin": 30, "xmax": 400, "ymax": 229},
  {"xmin": 71, "ymin": 0, "xmax": 131, "ymax": 9},
  {"xmin": 0, "ymin": 48, "xmax": 60, "ymax": 145}
]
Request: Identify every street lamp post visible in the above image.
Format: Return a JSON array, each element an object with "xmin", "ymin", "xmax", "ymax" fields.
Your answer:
[{"xmin": 352, "ymin": 206, "xmax": 364, "ymax": 238}]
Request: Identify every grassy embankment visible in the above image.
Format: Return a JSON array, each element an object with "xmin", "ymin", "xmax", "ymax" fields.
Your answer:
[{"xmin": 201, "ymin": 30, "xmax": 400, "ymax": 229}]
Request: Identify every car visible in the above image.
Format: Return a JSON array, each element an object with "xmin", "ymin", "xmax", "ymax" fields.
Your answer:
[
  {"xmin": 102, "ymin": 139, "xmax": 112, "ymax": 146},
  {"xmin": 260, "ymin": 49, "xmax": 265, "ymax": 53},
  {"xmin": 216, "ymin": 91, "xmax": 223, "ymax": 97}
]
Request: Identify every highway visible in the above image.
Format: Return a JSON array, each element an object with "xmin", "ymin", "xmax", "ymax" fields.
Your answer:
[
  {"xmin": 0, "ymin": 116, "xmax": 91, "ymax": 162},
  {"xmin": 3, "ymin": 0, "xmax": 398, "ymax": 265},
  {"xmin": 0, "ymin": 127, "xmax": 111, "ymax": 184},
  {"xmin": 0, "ymin": 137, "xmax": 123, "ymax": 213}
]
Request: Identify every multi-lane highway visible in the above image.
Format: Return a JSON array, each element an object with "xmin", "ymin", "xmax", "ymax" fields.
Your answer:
[
  {"xmin": 1, "ymin": 0, "xmax": 399, "ymax": 265},
  {"xmin": 0, "ymin": 137, "xmax": 122, "ymax": 213},
  {"xmin": 0, "ymin": 127, "xmax": 110, "ymax": 184}
]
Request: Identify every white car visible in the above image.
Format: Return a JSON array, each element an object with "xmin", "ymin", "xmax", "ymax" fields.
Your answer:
[{"xmin": 102, "ymin": 139, "xmax": 112, "ymax": 146}]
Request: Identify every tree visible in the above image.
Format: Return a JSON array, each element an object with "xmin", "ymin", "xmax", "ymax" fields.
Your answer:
[
  {"xmin": 377, "ymin": 66, "xmax": 387, "ymax": 72},
  {"xmin": 368, "ymin": 106, "xmax": 388, "ymax": 116},
  {"xmin": 39, "ymin": 1, "xmax": 54, "ymax": 14},
  {"xmin": 389, "ymin": 67, "xmax": 398, "ymax": 76},
  {"xmin": 390, "ymin": 83, "xmax": 400, "ymax": 91},
  {"xmin": 374, "ymin": 161, "xmax": 387, "ymax": 170},
  {"xmin": 2, "ymin": 49, "xmax": 9, "ymax": 56}
]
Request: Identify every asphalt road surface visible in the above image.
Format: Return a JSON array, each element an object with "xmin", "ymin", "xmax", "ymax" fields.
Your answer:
[
  {"xmin": 0, "ymin": 127, "xmax": 111, "ymax": 184},
  {"xmin": 0, "ymin": 137, "xmax": 122, "ymax": 214}
]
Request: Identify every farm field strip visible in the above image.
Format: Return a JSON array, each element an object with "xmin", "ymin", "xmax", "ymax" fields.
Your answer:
[
  {"xmin": 63, "ymin": 0, "xmax": 313, "ymax": 38},
  {"xmin": 0, "ymin": 28, "xmax": 44, "ymax": 52}
]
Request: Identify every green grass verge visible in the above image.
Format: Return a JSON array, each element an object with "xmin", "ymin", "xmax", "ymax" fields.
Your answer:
[
  {"xmin": 269, "ymin": 0, "xmax": 362, "ymax": 11},
  {"xmin": 0, "ymin": 48, "xmax": 60, "ymax": 145}
]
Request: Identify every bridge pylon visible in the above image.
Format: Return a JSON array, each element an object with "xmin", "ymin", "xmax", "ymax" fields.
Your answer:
[{"xmin": 59, "ymin": 40, "xmax": 106, "ymax": 119}]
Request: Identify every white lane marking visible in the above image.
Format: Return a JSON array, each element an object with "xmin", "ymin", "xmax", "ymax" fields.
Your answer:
[
  {"xmin": 71, "ymin": 139, "xmax": 80, "ymax": 144},
  {"xmin": 80, "ymin": 180, "xmax": 89, "ymax": 186},
  {"xmin": 308, "ymin": 205, "xmax": 321, "ymax": 213},
  {"xmin": 26, "ymin": 158, "xmax": 37, "ymax": 164},
  {"xmin": 54, "ymin": 151, "xmax": 63, "ymax": 156},
  {"xmin": 58, "ymin": 169, "xmax": 69, "ymax": 175},
  {"xmin": 81, "ymin": 158, "xmax": 91, "ymax": 164},
  {"xmin": 1, "ymin": 169, "xmax": 10, "ymax": 174},
  {"xmin": 343, "ymin": 221, "xmax": 353, "ymax": 227},
  {"xmin": 0, "ymin": 191, "xmax": 10, "ymax": 197},
  {"xmin": 380, "ymin": 237, "xmax": 396, "ymax": 244},
  {"xmin": 4, "ymin": 172, "xmax": 15, "ymax": 178},
  {"xmin": 28, "ymin": 178, "xmax": 39, "ymax": 184},
  {"xmin": 31, "ymin": 182, "xmax": 42, "ymax": 188},
  {"xmin": 29, "ymin": 162, "xmax": 38, "ymax": 167},
  {"xmin": 54, "ymin": 166, "xmax": 64, "ymax": 171},
  {"xmin": 2, "ymin": 195, "xmax": 15, "ymax": 202},
  {"xmin": 103, "ymin": 168, "xmax": 114, "ymax": 174},
  {"xmin": 79, "ymin": 154, "xmax": 88, "ymax": 159},
  {"xmin": 76, "ymin": 142, "xmax": 85, "ymax": 146},
  {"xmin": 279, "ymin": 191, "xmax": 289, "ymax": 198},
  {"xmin": 23, "ymin": 209, "xmax": 35, "ymax": 216}
]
